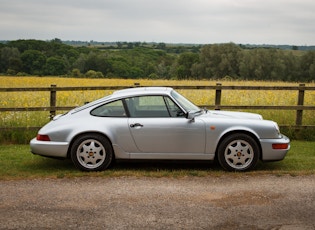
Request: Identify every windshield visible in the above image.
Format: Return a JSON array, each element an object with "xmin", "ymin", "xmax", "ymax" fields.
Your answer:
[{"xmin": 171, "ymin": 90, "xmax": 200, "ymax": 112}]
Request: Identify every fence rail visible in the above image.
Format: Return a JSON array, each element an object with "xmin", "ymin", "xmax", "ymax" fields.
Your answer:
[{"xmin": 1, "ymin": 83, "xmax": 314, "ymax": 131}]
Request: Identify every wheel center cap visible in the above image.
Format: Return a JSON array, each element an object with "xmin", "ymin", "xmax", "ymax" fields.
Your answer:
[
  {"xmin": 237, "ymin": 152, "xmax": 242, "ymax": 157},
  {"xmin": 89, "ymin": 152, "xmax": 94, "ymax": 156}
]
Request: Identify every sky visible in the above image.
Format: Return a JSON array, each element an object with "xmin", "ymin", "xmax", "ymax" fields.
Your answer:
[{"xmin": 1, "ymin": 0, "xmax": 314, "ymax": 45}]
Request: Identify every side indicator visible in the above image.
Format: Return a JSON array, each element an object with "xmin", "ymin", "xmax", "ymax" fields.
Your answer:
[
  {"xmin": 272, "ymin": 143, "xmax": 289, "ymax": 149},
  {"xmin": 210, "ymin": 126, "xmax": 216, "ymax": 130}
]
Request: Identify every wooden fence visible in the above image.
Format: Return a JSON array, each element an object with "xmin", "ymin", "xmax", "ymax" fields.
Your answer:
[{"xmin": 0, "ymin": 83, "xmax": 315, "ymax": 131}]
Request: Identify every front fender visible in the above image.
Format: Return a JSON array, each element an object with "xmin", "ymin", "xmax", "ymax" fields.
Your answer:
[{"xmin": 206, "ymin": 125, "xmax": 261, "ymax": 155}]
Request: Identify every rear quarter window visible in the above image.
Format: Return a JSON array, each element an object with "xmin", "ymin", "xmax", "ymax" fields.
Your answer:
[{"xmin": 91, "ymin": 100, "xmax": 126, "ymax": 117}]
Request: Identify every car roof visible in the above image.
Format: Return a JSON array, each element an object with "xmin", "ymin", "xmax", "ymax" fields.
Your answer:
[
  {"xmin": 112, "ymin": 87, "xmax": 174, "ymax": 98},
  {"xmin": 72, "ymin": 87, "xmax": 174, "ymax": 113}
]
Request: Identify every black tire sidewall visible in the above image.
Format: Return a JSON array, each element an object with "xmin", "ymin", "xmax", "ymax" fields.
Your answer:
[
  {"xmin": 217, "ymin": 133, "xmax": 260, "ymax": 172},
  {"xmin": 70, "ymin": 134, "xmax": 113, "ymax": 171}
]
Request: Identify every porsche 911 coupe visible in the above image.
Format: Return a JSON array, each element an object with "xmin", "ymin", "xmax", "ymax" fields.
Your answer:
[{"xmin": 30, "ymin": 87, "xmax": 290, "ymax": 172}]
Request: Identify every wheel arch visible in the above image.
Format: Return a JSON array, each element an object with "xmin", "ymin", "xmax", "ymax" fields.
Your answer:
[
  {"xmin": 215, "ymin": 130, "xmax": 262, "ymax": 160},
  {"xmin": 67, "ymin": 131, "xmax": 114, "ymax": 159}
]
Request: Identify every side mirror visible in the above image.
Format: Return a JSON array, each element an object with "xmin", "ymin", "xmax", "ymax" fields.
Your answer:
[{"xmin": 186, "ymin": 111, "xmax": 196, "ymax": 121}]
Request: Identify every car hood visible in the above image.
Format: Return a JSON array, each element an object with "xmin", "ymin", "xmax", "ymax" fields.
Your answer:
[{"xmin": 204, "ymin": 110, "xmax": 263, "ymax": 120}]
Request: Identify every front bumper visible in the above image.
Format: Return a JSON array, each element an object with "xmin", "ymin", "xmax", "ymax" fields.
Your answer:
[
  {"xmin": 30, "ymin": 138, "xmax": 69, "ymax": 158},
  {"xmin": 260, "ymin": 134, "xmax": 290, "ymax": 161}
]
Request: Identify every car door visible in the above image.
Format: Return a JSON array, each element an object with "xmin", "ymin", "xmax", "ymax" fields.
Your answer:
[
  {"xmin": 126, "ymin": 95, "xmax": 206, "ymax": 154},
  {"xmin": 90, "ymin": 99, "xmax": 139, "ymax": 155}
]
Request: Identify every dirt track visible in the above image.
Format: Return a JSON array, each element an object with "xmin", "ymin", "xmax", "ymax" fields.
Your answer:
[{"xmin": 1, "ymin": 175, "xmax": 315, "ymax": 229}]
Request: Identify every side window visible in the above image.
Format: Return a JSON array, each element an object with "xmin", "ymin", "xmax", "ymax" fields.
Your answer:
[
  {"xmin": 126, "ymin": 96, "xmax": 169, "ymax": 117},
  {"xmin": 91, "ymin": 100, "xmax": 126, "ymax": 117},
  {"xmin": 164, "ymin": 97, "xmax": 185, "ymax": 117}
]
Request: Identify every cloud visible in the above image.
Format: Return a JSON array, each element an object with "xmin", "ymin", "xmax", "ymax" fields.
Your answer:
[{"xmin": 0, "ymin": 0, "xmax": 314, "ymax": 45}]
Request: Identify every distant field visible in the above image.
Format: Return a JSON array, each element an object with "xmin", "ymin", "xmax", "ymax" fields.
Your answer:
[{"xmin": 0, "ymin": 76, "xmax": 314, "ymax": 143}]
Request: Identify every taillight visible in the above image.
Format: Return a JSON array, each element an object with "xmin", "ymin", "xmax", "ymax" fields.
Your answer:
[
  {"xmin": 36, "ymin": 134, "xmax": 51, "ymax": 141},
  {"xmin": 272, "ymin": 143, "xmax": 289, "ymax": 149}
]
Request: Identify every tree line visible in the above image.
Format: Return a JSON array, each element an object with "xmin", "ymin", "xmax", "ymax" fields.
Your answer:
[{"xmin": 0, "ymin": 39, "xmax": 314, "ymax": 82}]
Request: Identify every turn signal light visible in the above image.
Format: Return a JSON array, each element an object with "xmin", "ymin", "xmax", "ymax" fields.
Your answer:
[
  {"xmin": 272, "ymin": 143, "xmax": 289, "ymax": 149},
  {"xmin": 36, "ymin": 134, "xmax": 51, "ymax": 141}
]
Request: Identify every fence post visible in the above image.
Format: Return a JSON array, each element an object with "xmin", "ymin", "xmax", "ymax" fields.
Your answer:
[
  {"xmin": 295, "ymin": 83, "xmax": 305, "ymax": 126},
  {"xmin": 50, "ymin": 84, "xmax": 57, "ymax": 120},
  {"xmin": 215, "ymin": 83, "xmax": 222, "ymax": 110}
]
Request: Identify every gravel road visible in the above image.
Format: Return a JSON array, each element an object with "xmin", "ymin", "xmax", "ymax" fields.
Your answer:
[{"xmin": 1, "ymin": 175, "xmax": 315, "ymax": 230}]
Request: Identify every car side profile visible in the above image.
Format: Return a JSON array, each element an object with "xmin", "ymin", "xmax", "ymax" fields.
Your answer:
[{"xmin": 30, "ymin": 87, "xmax": 290, "ymax": 172}]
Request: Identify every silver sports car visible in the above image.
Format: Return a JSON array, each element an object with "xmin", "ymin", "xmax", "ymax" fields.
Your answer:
[{"xmin": 30, "ymin": 87, "xmax": 290, "ymax": 172}]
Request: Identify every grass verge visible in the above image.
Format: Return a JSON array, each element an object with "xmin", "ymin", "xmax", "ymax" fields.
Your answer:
[{"xmin": 0, "ymin": 141, "xmax": 314, "ymax": 180}]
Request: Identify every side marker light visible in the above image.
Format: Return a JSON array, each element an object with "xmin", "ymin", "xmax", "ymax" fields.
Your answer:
[{"xmin": 272, "ymin": 143, "xmax": 289, "ymax": 149}]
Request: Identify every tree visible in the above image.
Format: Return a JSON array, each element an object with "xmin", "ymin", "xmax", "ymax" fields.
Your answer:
[
  {"xmin": 8, "ymin": 39, "xmax": 49, "ymax": 53},
  {"xmin": 116, "ymin": 42, "xmax": 123, "ymax": 49},
  {"xmin": 20, "ymin": 50, "xmax": 46, "ymax": 75},
  {"xmin": 199, "ymin": 43, "xmax": 241, "ymax": 79},
  {"xmin": 176, "ymin": 52, "xmax": 199, "ymax": 79},
  {"xmin": 129, "ymin": 66, "xmax": 144, "ymax": 78},
  {"xmin": 156, "ymin": 43, "xmax": 166, "ymax": 50},
  {"xmin": 51, "ymin": 38, "xmax": 62, "ymax": 44},
  {"xmin": 239, "ymin": 48, "xmax": 287, "ymax": 81},
  {"xmin": 299, "ymin": 51, "xmax": 315, "ymax": 82},
  {"xmin": 72, "ymin": 53, "xmax": 87, "ymax": 73},
  {"xmin": 281, "ymin": 52, "xmax": 298, "ymax": 81},
  {"xmin": 127, "ymin": 43, "xmax": 134, "ymax": 49},
  {"xmin": 1, "ymin": 39, "xmax": 309, "ymax": 81},
  {"xmin": 85, "ymin": 52, "xmax": 98, "ymax": 72},
  {"xmin": 0, "ymin": 47, "xmax": 21, "ymax": 73},
  {"xmin": 109, "ymin": 59, "xmax": 130, "ymax": 78},
  {"xmin": 44, "ymin": 56, "xmax": 67, "ymax": 75},
  {"xmin": 71, "ymin": 68, "xmax": 82, "ymax": 78},
  {"xmin": 94, "ymin": 54, "xmax": 111, "ymax": 76},
  {"xmin": 155, "ymin": 61, "xmax": 169, "ymax": 79},
  {"xmin": 85, "ymin": 70, "xmax": 104, "ymax": 78}
]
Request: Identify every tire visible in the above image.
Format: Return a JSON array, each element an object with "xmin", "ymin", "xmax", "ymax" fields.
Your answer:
[
  {"xmin": 217, "ymin": 133, "xmax": 260, "ymax": 172},
  {"xmin": 70, "ymin": 134, "xmax": 113, "ymax": 171}
]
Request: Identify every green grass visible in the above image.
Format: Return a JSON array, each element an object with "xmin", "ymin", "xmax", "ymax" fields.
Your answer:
[{"xmin": 0, "ymin": 141, "xmax": 314, "ymax": 180}]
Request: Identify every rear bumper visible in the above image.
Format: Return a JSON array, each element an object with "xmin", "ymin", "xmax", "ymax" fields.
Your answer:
[
  {"xmin": 260, "ymin": 134, "xmax": 290, "ymax": 161},
  {"xmin": 30, "ymin": 138, "xmax": 69, "ymax": 158}
]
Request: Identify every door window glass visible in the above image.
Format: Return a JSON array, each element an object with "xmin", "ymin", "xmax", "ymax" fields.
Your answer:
[
  {"xmin": 127, "ymin": 96, "xmax": 169, "ymax": 117},
  {"xmin": 126, "ymin": 96, "xmax": 184, "ymax": 118}
]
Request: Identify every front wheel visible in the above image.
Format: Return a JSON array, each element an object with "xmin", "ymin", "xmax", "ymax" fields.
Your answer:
[
  {"xmin": 70, "ymin": 134, "xmax": 113, "ymax": 171},
  {"xmin": 217, "ymin": 133, "xmax": 260, "ymax": 171}
]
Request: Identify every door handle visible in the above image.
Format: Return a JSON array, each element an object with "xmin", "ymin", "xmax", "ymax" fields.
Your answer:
[{"xmin": 130, "ymin": 123, "xmax": 144, "ymax": 128}]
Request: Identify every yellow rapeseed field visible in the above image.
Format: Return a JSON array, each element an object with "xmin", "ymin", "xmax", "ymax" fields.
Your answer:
[{"xmin": 0, "ymin": 76, "xmax": 314, "ymax": 128}]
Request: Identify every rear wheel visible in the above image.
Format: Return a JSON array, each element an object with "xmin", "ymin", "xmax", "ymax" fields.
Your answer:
[
  {"xmin": 217, "ymin": 133, "xmax": 260, "ymax": 171},
  {"xmin": 70, "ymin": 134, "xmax": 113, "ymax": 171}
]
